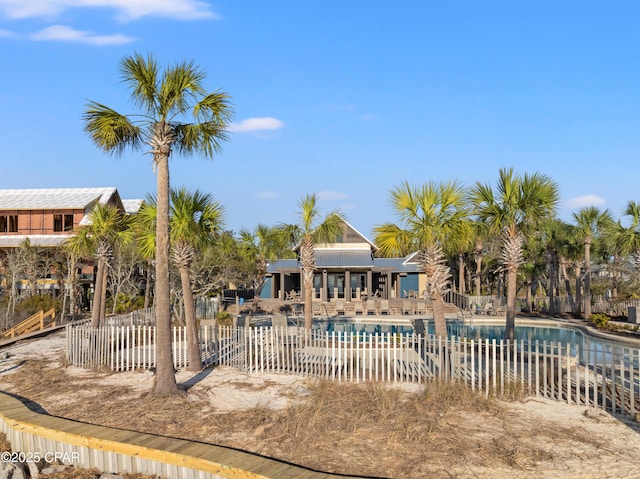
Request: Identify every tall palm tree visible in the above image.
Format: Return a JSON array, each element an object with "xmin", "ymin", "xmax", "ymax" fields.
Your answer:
[
  {"xmin": 64, "ymin": 203, "xmax": 130, "ymax": 327},
  {"xmin": 375, "ymin": 181, "xmax": 469, "ymax": 338},
  {"xmin": 83, "ymin": 52, "xmax": 233, "ymax": 395},
  {"xmin": 470, "ymin": 168, "xmax": 559, "ymax": 341},
  {"xmin": 135, "ymin": 189, "xmax": 224, "ymax": 372},
  {"xmin": 572, "ymin": 207, "xmax": 612, "ymax": 319},
  {"xmin": 279, "ymin": 194, "xmax": 343, "ymax": 329}
]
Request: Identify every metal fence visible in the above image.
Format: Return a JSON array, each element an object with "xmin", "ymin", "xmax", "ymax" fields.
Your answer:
[{"xmin": 66, "ymin": 323, "xmax": 640, "ymax": 420}]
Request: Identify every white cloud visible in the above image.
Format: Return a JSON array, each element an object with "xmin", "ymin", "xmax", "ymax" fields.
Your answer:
[
  {"xmin": 316, "ymin": 191, "xmax": 350, "ymax": 202},
  {"xmin": 566, "ymin": 194, "xmax": 607, "ymax": 209},
  {"xmin": 227, "ymin": 117, "xmax": 284, "ymax": 133},
  {"xmin": 254, "ymin": 191, "xmax": 279, "ymax": 200},
  {"xmin": 0, "ymin": 0, "xmax": 217, "ymax": 21},
  {"xmin": 0, "ymin": 28, "xmax": 16, "ymax": 37},
  {"xmin": 30, "ymin": 25, "xmax": 134, "ymax": 45}
]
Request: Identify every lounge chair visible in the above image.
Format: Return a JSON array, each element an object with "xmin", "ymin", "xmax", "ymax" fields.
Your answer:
[
  {"xmin": 402, "ymin": 300, "xmax": 414, "ymax": 315},
  {"xmin": 335, "ymin": 299, "xmax": 345, "ymax": 316},
  {"xmin": 353, "ymin": 301, "xmax": 364, "ymax": 315},
  {"xmin": 380, "ymin": 299, "xmax": 389, "ymax": 315},
  {"xmin": 366, "ymin": 299, "xmax": 377, "ymax": 315}
]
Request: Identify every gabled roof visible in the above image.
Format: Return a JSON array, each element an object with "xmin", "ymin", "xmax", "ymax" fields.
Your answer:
[
  {"xmin": 122, "ymin": 199, "xmax": 144, "ymax": 215},
  {"xmin": 0, "ymin": 187, "xmax": 122, "ymax": 211},
  {"xmin": 293, "ymin": 216, "xmax": 378, "ymax": 252}
]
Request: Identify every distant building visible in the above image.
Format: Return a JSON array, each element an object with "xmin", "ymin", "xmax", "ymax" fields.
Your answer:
[
  {"xmin": 263, "ymin": 218, "xmax": 425, "ymax": 302},
  {"xmin": 0, "ymin": 187, "xmax": 143, "ymax": 297}
]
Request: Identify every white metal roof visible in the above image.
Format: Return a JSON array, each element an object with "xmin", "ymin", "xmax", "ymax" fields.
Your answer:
[
  {"xmin": 0, "ymin": 235, "xmax": 72, "ymax": 248},
  {"xmin": 0, "ymin": 187, "xmax": 118, "ymax": 210},
  {"xmin": 122, "ymin": 199, "xmax": 144, "ymax": 215}
]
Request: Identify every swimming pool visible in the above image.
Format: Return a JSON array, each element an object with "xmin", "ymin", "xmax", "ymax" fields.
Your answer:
[{"xmin": 312, "ymin": 317, "xmax": 640, "ymax": 368}]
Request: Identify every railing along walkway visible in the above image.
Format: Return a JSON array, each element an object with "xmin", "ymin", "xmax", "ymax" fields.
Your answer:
[
  {"xmin": 0, "ymin": 392, "xmax": 370, "ymax": 479},
  {"xmin": 3, "ymin": 308, "xmax": 56, "ymax": 339}
]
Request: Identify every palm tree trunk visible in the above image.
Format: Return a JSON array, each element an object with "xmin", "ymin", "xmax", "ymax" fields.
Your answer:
[
  {"xmin": 144, "ymin": 260, "xmax": 152, "ymax": 309},
  {"xmin": 154, "ymin": 149, "xmax": 178, "ymax": 395},
  {"xmin": 584, "ymin": 242, "xmax": 592, "ymax": 319},
  {"xmin": 458, "ymin": 253, "xmax": 465, "ymax": 296},
  {"xmin": 302, "ymin": 268, "xmax": 314, "ymax": 329},
  {"xmin": 505, "ymin": 267, "xmax": 518, "ymax": 341},
  {"xmin": 432, "ymin": 294, "xmax": 447, "ymax": 338},
  {"xmin": 100, "ymin": 264, "xmax": 108, "ymax": 325},
  {"xmin": 180, "ymin": 266, "xmax": 202, "ymax": 372},
  {"xmin": 91, "ymin": 260, "xmax": 104, "ymax": 328}
]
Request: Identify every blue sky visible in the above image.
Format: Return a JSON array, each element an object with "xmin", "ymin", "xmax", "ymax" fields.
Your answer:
[{"xmin": 1, "ymin": 1, "xmax": 639, "ymax": 236}]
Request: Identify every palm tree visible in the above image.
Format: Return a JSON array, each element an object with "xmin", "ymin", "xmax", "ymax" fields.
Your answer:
[
  {"xmin": 64, "ymin": 203, "xmax": 130, "ymax": 327},
  {"xmin": 572, "ymin": 207, "xmax": 612, "ymax": 319},
  {"xmin": 171, "ymin": 188, "xmax": 224, "ymax": 372},
  {"xmin": 470, "ymin": 168, "xmax": 559, "ymax": 341},
  {"xmin": 83, "ymin": 52, "xmax": 233, "ymax": 395},
  {"xmin": 239, "ymin": 224, "xmax": 287, "ymax": 311},
  {"xmin": 375, "ymin": 181, "xmax": 469, "ymax": 338},
  {"xmin": 279, "ymin": 195, "xmax": 343, "ymax": 329},
  {"xmin": 135, "ymin": 189, "xmax": 224, "ymax": 372}
]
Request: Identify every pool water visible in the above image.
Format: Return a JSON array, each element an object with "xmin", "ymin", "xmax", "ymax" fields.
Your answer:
[{"xmin": 313, "ymin": 319, "xmax": 640, "ymax": 368}]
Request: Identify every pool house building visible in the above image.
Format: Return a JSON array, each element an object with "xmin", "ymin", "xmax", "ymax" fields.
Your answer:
[{"xmin": 261, "ymin": 219, "xmax": 426, "ymax": 303}]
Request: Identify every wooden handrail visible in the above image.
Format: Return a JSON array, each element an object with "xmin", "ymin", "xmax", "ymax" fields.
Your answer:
[{"xmin": 3, "ymin": 308, "xmax": 57, "ymax": 339}]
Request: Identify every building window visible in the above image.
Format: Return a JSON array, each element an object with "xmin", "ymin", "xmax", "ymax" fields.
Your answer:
[
  {"xmin": 0, "ymin": 215, "xmax": 18, "ymax": 233},
  {"xmin": 54, "ymin": 214, "xmax": 74, "ymax": 232}
]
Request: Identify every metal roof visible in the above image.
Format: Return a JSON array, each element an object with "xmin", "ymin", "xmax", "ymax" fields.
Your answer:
[
  {"xmin": 0, "ymin": 235, "xmax": 72, "ymax": 248},
  {"xmin": 373, "ymin": 257, "xmax": 422, "ymax": 273},
  {"xmin": 122, "ymin": 199, "xmax": 144, "ymax": 215},
  {"xmin": 268, "ymin": 252, "xmax": 422, "ymax": 273},
  {"xmin": 0, "ymin": 187, "xmax": 119, "ymax": 210},
  {"xmin": 315, "ymin": 250, "xmax": 374, "ymax": 268}
]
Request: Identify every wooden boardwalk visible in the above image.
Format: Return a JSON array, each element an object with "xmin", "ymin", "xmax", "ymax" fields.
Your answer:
[{"xmin": 0, "ymin": 392, "xmax": 375, "ymax": 479}]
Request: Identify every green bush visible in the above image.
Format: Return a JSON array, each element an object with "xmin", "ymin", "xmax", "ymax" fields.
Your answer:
[
  {"xmin": 588, "ymin": 313, "xmax": 610, "ymax": 329},
  {"xmin": 106, "ymin": 293, "xmax": 145, "ymax": 314},
  {"xmin": 216, "ymin": 311, "xmax": 233, "ymax": 326},
  {"xmin": 15, "ymin": 294, "xmax": 61, "ymax": 316}
]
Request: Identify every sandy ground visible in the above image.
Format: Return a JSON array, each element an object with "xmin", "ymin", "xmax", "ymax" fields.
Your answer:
[{"xmin": 1, "ymin": 331, "xmax": 640, "ymax": 478}]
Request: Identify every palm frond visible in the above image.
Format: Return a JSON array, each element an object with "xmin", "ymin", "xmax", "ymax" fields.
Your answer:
[
  {"xmin": 120, "ymin": 52, "xmax": 159, "ymax": 116},
  {"xmin": 83, "ymin": 102, "xmax": 142, "ymax": 154}
]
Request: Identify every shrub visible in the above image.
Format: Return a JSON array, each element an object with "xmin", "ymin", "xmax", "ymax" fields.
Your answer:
[
  {"xmin": 588, "ymin": 313, "xmax": 610, "ymax": 329},
  {"xmin": 15, "ymin": 294, "xmax": 61, "ymax": 316},
  {"xmin": 216, "ymin": 311, "xmax": 233, "ymax": 326}
]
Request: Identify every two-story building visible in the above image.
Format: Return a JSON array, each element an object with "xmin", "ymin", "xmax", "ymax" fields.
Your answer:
[{"xmin": 0, "ymin": 187, "xmax": 142, "ymax": 296}]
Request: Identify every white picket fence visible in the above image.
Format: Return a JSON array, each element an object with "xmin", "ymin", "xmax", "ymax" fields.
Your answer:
[{"xmin": 65, "ymin": 324, "xmax": 640, "ymax": 419}]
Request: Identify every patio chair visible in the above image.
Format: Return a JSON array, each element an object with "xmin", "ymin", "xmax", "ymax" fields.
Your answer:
[
  {"xmin": 312, "ymin": 302, "xmax": 322, "ymax": 317},
  {"xmin": 272, "ymin": 315, "xmax": 288, "ymax": 330},
  {"xmin": 335, "ymin": 299, "xmax": 345, "ymax": 316},
  {"xmin": 380, "ymin": 299, "xmax": 390, "ymax": 315},
  {"xmin": 366, "ymin": 299, "xmax": 377, "ymax": 315},
  {"xmin": 344, "ymin": 301, "xmax": 355, "ymax": 316},
  {"xmin": 402, "ymin": 300, "xmax": 414, "ymax": 315},
  {"xmin": 354, "ymin": 301, "xmax": 364, "ymax": 315},
  {"xmin": 416, "ymin": 301, "xmax": 427, "ymax": 315}
]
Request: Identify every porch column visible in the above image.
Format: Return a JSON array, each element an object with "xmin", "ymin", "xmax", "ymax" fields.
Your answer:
[
  {"xmin": 345, "ymin": 270, "xmax": 351, "ymax": 302},
  {"xmin": 322, "ymin": 270, "xmax": 328, "ymax": 302},
  {"xmin": 367, "ymin": 270, "xmax": 372, "ymax": 297},
  {"xmin": 279, "ymin": 272, "xmax": 285, "ymax": 300}
]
